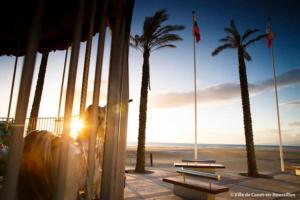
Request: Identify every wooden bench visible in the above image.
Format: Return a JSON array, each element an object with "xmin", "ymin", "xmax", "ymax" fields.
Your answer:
[
  {"xmin": 287, "ymin": 166, "xmax": 300, "ymax": 176},
  {"xmin": 176, "ymin": 168, "xmax": 221, "ymax": 181},
  {"xmin": 174, "ymin": 162, "xmax": 225, "ymax": 173},
  {"xmin": 163, "ymin": 172, "xmax": 228, "ymax": 200},
  {"xmin": 182, "ymin": 159, "xmax": 216, "ymax": 163}
]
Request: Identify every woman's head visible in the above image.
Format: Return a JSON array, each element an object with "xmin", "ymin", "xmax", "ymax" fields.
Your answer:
[{"xmin": 77, "ymin": 105, "xmax": 106, "ymax": 142}]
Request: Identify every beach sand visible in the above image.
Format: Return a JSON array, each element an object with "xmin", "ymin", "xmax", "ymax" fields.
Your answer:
[{"xmin": 125, "ymin": 146, "xmax": 300, "ymax": 174}]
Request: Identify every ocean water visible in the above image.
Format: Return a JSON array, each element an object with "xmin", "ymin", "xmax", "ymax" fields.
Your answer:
[{"xmin": 126, "ymin": 142, "xmax": 300, "ymax": 149}]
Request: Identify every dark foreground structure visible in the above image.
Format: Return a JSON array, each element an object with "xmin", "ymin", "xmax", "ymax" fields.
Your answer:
[{"xmin": 0, "ymin": 0, "xmax": 134, "ymax": 199}]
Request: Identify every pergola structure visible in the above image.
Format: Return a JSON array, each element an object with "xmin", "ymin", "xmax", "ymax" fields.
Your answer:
[{"xmin": 0, "ymin": 0, "xmax": 134, "ymax": 199}]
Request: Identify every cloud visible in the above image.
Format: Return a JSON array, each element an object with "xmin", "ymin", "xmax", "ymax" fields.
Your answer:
[
  {"xmin": 150, "ymin": 67, "xmax": 300, "ymax": 108},
  {"xmin": 289, "ymin": 121, "xmax": 300, "ymax": 127},
  {"xmin": 280, "ymin": 100, "xmax": 300, "ymax": 108},
  {"xmin": 254, "ymin": 128, "xmax": 300, "ymax": 146}
]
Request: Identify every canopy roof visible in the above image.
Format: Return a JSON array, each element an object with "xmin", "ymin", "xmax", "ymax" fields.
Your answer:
[{"xmin": 0, "ymin": 0, "xmax": 121, "ymax": 56}]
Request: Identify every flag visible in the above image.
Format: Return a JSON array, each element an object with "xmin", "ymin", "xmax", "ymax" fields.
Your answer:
[
  {"xmin": 266, "ymin": 19, "xmax": 274, "ymax": 48},
  {"xmin": 193, "ymin": 14, "xmax": 201, "ymax": 43}
]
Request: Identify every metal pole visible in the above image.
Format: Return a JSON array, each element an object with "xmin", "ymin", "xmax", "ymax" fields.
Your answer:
[
  {"xmin": 271, "ymin": 45, "xmax": 285, "ymax": 172},
  {"xmin": 192, "ymin": 11, "xmax": 198, "ymax": 160},
  {"xmin": 6, "ymin": 56, "xmax": 18, "ymax": 130},
  {"xmin": 150, "ymin": 153, "xmax": 153, "ymax": 167},
  {"xmin": 0, "ymin": 0, "xmax": 44, "ymax": 199}
]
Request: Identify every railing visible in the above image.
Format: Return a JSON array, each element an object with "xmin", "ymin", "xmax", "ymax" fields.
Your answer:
[{"xmin": 0, "ymin": 116, "xmax": 79, "ymax": 136}]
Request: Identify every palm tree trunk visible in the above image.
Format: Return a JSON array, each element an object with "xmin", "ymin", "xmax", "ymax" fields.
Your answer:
[
  {"xmin": 135, "ymin": 50, "xmax": 150, "ymax": 173},
  {"xmin": 237, "ymin": 48, "xmax": 258, "ymax": 177},
  {"xmin": 28, "ymin": 52, "xmax": 49, "ymax": 132}
]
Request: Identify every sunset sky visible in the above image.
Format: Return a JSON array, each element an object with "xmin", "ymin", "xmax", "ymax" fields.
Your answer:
[{"xmin": 0, "ymin": 0, "xmax": 299, "ymax": 146}]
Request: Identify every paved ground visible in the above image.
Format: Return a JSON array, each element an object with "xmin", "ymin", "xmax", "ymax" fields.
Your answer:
[{"xmin": 124, "ymin": 168, "xmax": 300, "ymax": 200}]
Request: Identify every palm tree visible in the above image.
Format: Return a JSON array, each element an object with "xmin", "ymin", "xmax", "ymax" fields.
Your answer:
[
  {"xmin": 130, "ymin": 9, "xmax": 184, "ymax": 173},
  {"xmin": 212, "ymin": 20, "xmax": 265, "ymax": 177}
]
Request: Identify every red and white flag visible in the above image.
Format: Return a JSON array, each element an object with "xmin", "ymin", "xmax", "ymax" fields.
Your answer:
[
  {"xmin": 193, "ymin": 14, "xmax": 201, "ymax": 43},
  {"xmin": 266, "ymin": 19, "xmax": 274, "ymax": 48}
]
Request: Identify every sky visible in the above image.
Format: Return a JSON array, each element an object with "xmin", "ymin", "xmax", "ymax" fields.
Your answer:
[{"xmin": 0, "ymin": 0, "xmax": 300, "ymax": 146}]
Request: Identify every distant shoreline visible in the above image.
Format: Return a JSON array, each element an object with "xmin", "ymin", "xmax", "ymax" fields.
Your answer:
[{"xmin": 126, "ymin": 142, "xmax": 300, "ymax": 149}]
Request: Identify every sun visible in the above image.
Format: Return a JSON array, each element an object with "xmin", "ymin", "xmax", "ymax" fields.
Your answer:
[{"xmin": 70, "ymin": 118, "xmax": 84, "ymax": 139}]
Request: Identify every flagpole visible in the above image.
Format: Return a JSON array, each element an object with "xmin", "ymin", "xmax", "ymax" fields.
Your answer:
[
  {"xmin": 268, "ymin": 18, "xmax": 284, "ymax": 172},
  {"xmin": 271, "ymin": 42, "xmax": 284, "ymax": 172},
  {"xmin": 192, "ymin": 11, "xmax": 198, "ymax": 160}
]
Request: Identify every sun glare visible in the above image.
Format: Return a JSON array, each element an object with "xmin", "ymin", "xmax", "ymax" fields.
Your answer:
[{"xmin": 70, "ymin": 118, "xmax": 84, "ymax": 139}]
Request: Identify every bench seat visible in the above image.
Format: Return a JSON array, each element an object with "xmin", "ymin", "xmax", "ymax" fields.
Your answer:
[
  {"xmin": 174, "ymin": 163, "xmax": 225, "ymax": 168},
  {"xmin": 174, "ymin": 162, "xmax": 225, "ymax": 173},
  {"xmin": 163, "ymin": 176, "xmax": 228, "ymax": 200},
  {"xmin": 288, "ymin": 166, "xmax": 300, "ymax": 176},
  {"xmin": 182, "ymin": 159, "xmax": 216, "ymax": 163},
  {"xmin": 176, "ymin": 168, "xmax": 221, "ymax": 180}
]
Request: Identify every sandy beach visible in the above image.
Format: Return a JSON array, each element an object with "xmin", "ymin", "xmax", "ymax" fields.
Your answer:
[{"xmin": 125, "ymin": 145, "xmax": 300, "ymax": 174}]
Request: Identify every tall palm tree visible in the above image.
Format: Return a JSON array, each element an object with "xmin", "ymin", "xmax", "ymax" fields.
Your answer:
[
  {"xmin": 130, "ymin": 9, "xmax": 184, "ymax": 173},
  {"xmin": 212, "ymin": 20, "xmax": 265, "ymax": 177}
]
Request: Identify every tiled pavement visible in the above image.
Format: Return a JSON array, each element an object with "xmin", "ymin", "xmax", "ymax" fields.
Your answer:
[{"xmin": 124, "ymin": 168, "xmax": 300, "ymax": 200}]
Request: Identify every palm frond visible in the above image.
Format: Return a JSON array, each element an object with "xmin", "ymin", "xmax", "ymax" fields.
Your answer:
[
  {"xmin": 225, "ymin": 20, "xmax": 240, "ymax": 39},
  {"xmin": 130, "ymin": 35, "xmax": 144, "ymax": 51},
  {"xmin": 224, "ymin": 27, "xmax": 240, "ymax": 41},
  {"xmin": 243, "ymin": 50, "xmax": 252, "ymax": 61},
  {"xmin": 241, "ymin": 29, "xmax": 259, "ymax": 42},
  {"xmin": 129, "ymin": 43, "xmax": 143, "ymax": 52},
  {"xmin": 150, "ymin": 34, "xmax": 183, "ymax": 49},
  {"xmin": 132, "ymin": 9, "xmax": 184, "ymax": 52},
  {"xmin": 153, "ymin": 25, "xmax": 185, "ymax": 40},
  {"xmin": 218, "ymin": 36, "xmax": 237, "ymax": 47},
  {"xmin": 152, "ymin": 44, "xmax": 176, "ymax": 52},
  {"xmin": 230, "ymin": 20, "xmax": 237, "ymax": 31},
  {"xmin": 243, "ymin": 34, "xmax": 266, "ymax": 48},
  {"xmin": 212, "ymin": 43, "xmax": 234, "ymax": 56},
  {"xmin": 143, "ymin": 9, "xmax": 168, "ymax": 42}
]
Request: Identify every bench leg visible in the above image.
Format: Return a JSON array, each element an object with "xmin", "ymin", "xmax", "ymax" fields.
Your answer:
[{"xmin": 173, "ymin": 185, "xmax": 215, "ymax": 200}]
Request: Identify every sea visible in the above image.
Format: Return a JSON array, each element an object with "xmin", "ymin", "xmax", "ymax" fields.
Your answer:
[{"xmin": 126, "ymin": 142, "xmax": 300, "ymax": 149}]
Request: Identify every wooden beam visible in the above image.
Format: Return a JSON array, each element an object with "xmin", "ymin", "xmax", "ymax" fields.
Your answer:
[{"xmin": 0, "ymin": 1, "xmax": 44, "ymax": 199}]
